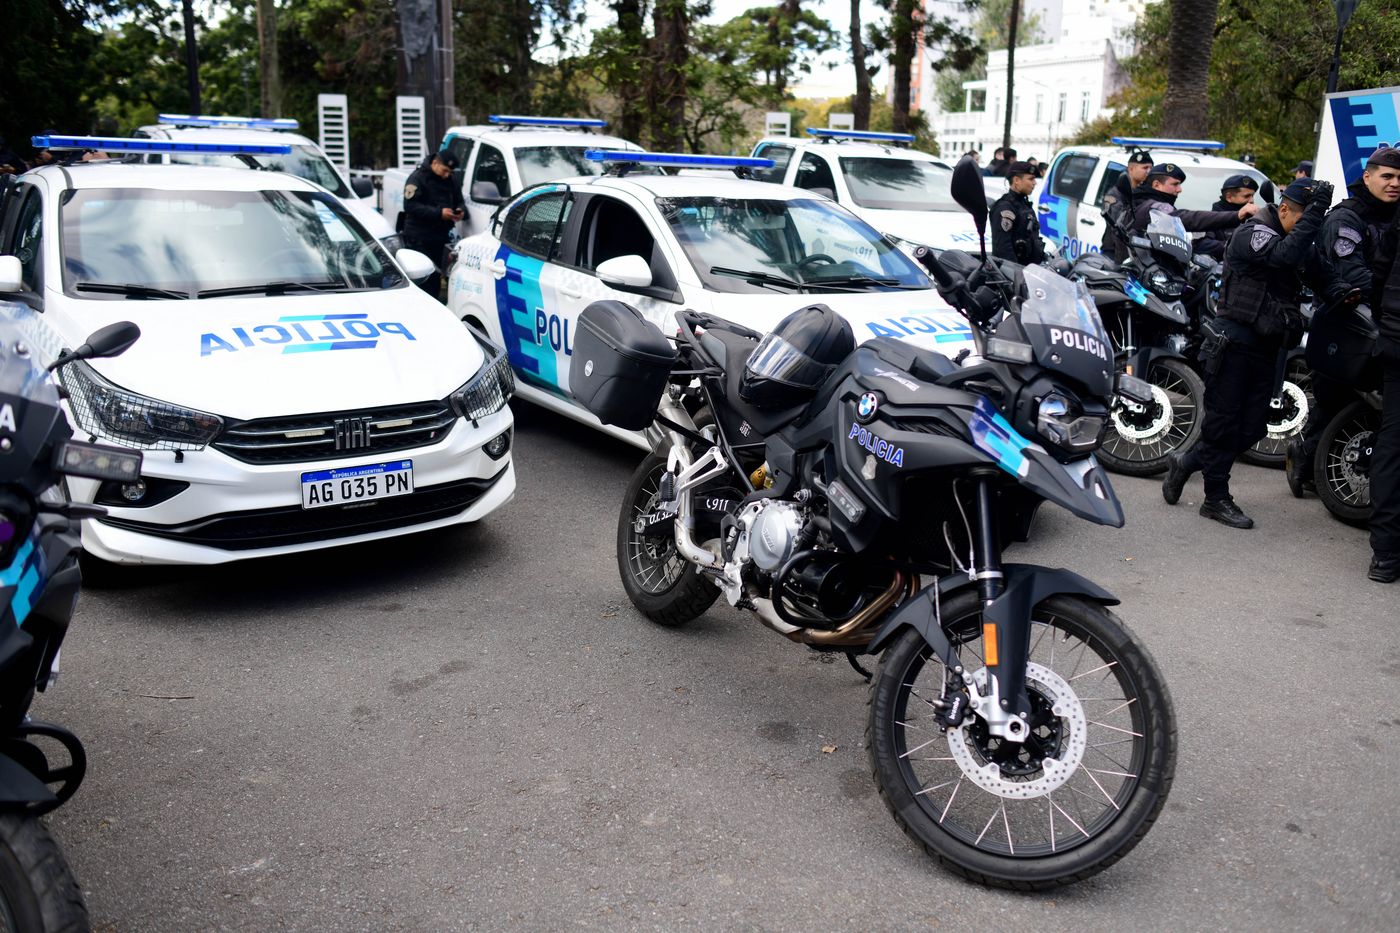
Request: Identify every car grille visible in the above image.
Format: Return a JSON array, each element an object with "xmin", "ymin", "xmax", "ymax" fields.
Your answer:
[
  {"xmin": 98, "ymin": 470, "xmax": 506, "ymax": 551},
  {"xmin": 213, "ymin": 402, "xmax": 456, "ymax": 464}
]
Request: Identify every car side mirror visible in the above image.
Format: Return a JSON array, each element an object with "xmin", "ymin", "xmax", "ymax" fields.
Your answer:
[
  {"xmin": 950, "ymin": 156, "xmax": 989, "ymax": 240},
  {"xmin": 0, "ymin": 255, "xmax": 20, "ymax": 292},
  {"xmin": 395, "ymin": 248, "xmax": 437, "ymax": 283},
  {"xmin": 471, "ymin": 181, "xmax": 504, "ymax": 204},
  {"xmin": 47, "ymin": 321, "xmax": 141, "ymax": 372},
  {"xmin": 351, "ymin": 176, "xmax": 374, "ymax": 199},
  {"xmin": 810, "ymin": 187, "xmax": 836, "ymax": 200},
  {"xmin": 596, "ymin": 255, "xmax": 653, "ymax": 290}
]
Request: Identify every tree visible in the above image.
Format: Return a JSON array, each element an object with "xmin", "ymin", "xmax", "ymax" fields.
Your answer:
[
  {"xmin": 1002, "ymin": 0, "xmax": 1019, "ymax": 149},
  {"xmin": 0, "ymin": 1, "xmax": 106, "ymax": 156},
  {"xmin": 871, "ymin": 0, "xmax": 982, "ymax": 131},
  {"xmin": 742, "ymin": 3, "xmax": 838, "ymax": 107},
  {"xmin": 649, "ymin": 0, "xmax": 691, "ymax": 150},
  {"xmin": 257, "ymin": 0, "xmax": 282, "ymax": 116},
  {"xmin": 1160, "ymin": 0, "xmax": 1219, "ymax": 138},
  {"xmin": 849, "ymin": 0, "xmax": 873, "ymax": 129}
]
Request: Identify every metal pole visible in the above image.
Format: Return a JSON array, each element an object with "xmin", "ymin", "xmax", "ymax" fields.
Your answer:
[
  {"xmin": 182, "ymin": 0, "xmax": 201, "ymax": 115},
  {"xmin": 1326, "ymin": 23, "xmax": 1345, "ymax": 95}
]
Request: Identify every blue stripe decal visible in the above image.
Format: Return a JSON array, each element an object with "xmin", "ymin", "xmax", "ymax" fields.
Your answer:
[
  {"xmin": 0, "ymin": 536, "xmax": 46, "ymax": 627},
  {"xmin": 970, "ymin": 396, "xmax": 1032, "ymax": 478},
  {"xmin": 282, "ymin": 340, "xmax": 377, "ymax": 354},
  {"xmin": 493, "ymin": 245, "xmax": 557, "ymax": 389},
  {"xmin": 279, "ymin": 314, "xmax": 371, "ymax": 322}
]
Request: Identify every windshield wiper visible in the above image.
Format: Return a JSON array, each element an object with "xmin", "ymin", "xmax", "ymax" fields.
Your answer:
[
  {"xmin": 196, "ymin": 280, "xmax": 351, "ymax": 299},
  {"xmin": 74, "ymin": 281, "xmax": 188, "ymax": 300},
  {"xmin": 709, "ymin": 266, "xmax": 807, "ymax": 293},
  {"xmin": 805, "ymin": 274, "xmax": 909, "ymax": 290}
]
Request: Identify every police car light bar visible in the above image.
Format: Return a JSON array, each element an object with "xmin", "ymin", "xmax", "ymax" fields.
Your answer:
[
  {"xmin": 1111, "ymin": 136, "xmax": 1226, "ymax": 151},
  {"xmin": 584, "ymin": 150, "xmax": 774, "ymax": 172},
  {"xmin": 32, "ymin": 135, "xmax": 293, "ymax": 155},
  {"xmin": 158, "ymin": 114, "xmax": 300, "ymax": 130},
  {"xmin": 807, "ymin": 128, "xmax": 916, "ymax": 144},
  {"xmin": 489, "ymin": 115, "xmax": 608, "ymax": 129}
]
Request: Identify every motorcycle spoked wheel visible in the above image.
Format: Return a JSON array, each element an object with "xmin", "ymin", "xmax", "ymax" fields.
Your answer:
[
  {"xmin": 1098, "ymin": 358, "xmax": 1205, "ymax": 477},
  {"xmin": 1241, "ymin": 359, "xmax": 1313, "ymax": 468},
  {"xmin": 0, "ymin": 813, "xmax": 88, "ymax": 933},
  {"xmin": 1313, "ymin": 400, "xmax": 1378, "ymax": 528},
  {"xmin": 867, "ymin": 593, "xmax": 1176, "ymax": 890}
]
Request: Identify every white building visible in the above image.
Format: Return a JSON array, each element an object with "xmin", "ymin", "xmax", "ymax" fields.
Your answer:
[{"xmin": 922, "ymin": 0, "xmax": 1149, "ymax": 160}]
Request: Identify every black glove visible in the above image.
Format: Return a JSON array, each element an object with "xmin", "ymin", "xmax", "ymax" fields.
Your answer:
[{"xmin": 1307, "ymin": 180, "xmax": 1334, "ymax": 208}]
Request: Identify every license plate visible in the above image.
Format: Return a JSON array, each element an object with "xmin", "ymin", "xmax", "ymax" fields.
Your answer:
[{"xmin": 300, "ymin": 460, "xmax": 414, "ymax": 510}]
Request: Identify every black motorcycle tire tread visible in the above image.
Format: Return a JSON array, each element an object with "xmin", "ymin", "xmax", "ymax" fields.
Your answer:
[
  {"xmin": 0, "ymin": 814, "xmax": 89, "ymax": 933},
  {"xmin": 865, "ymin": 594, "xmax": 1176, "ymax": 890},
  {"xmin": 1100, "ymin": 358, "xmax": 1205, "ymax": 477},
  {"xmin": 1313, "ymin": 400, "xmax": 1375, "ymax": 528},
  {"xmin": 616, "ymin": 452, "xmax": 720, "ymax": 628}
]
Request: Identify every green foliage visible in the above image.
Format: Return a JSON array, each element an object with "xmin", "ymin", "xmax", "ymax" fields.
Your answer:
[{"xmin": 933, "ymin": 0, "xmax": 1044, "ymax": 114}]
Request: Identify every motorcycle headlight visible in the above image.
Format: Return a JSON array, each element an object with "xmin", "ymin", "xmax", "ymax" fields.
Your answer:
[
  {"xmin": 448, "ymin": 334, "xmax": 514, "ymax": 423},
  {"xmin": 60, "ymin": 360, "xmax": 223, "ymax": 450},
  {"xmin": 1147, "ymin": 268, "xmax": 1184, "ymax": 297},
  {"xmin": 1037, "ymin": 391, "xmax": 1107, "ymax": 453}
]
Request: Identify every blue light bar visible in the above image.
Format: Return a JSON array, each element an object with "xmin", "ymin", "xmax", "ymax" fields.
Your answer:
[
  {"xmin": 32, "ymin": 135, "xmax": 292, "ymax": 155},
  {"xmin": 489, "ymin": 115, "xmax": 608, "ymax": 128},
  {"xmin": 807, "ymin": 128, "xmax": 916, "ymax": 144},
  {"xmin": 1111, "ymin": 136, "xmax": 1226, "ymax": 151},
  {"xmin": 158, "ymin": 114, "xmax": 300, "ymax": 130},
  {"xmin": 584, "ymin": 150, "xmax": 774, "ymax": 169}
]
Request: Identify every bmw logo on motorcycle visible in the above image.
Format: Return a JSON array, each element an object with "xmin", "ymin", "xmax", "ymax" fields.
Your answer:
[{"xmin": 857, "ymin": 392, "xmax": 880, "ymax": 423}]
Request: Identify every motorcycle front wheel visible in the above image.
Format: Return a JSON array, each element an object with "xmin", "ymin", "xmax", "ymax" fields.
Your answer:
[
  {"xmin": 1098, "ymin": 358, "xmax": 1204, "ymax": 476},
  {"xmin": 867, "ymin": 593, "xmax": 1176, "ymax": 889},
  {"xmin": 1314, "ymin": 400, "xmax": 1378, "ymax": 528},
  {"xmin": 0, "ymin": 813, "xmax": 88, "ymax": 933}
]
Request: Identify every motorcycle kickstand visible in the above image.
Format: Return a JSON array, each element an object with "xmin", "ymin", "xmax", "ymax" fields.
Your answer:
[{"xmin": 845, "ymin": 652, "xmax": 873, "ymax": 682}]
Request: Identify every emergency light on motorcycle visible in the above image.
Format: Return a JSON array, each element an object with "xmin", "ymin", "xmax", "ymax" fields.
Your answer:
[
  {"xmin": 806, "ymin": 128, "xmax": 916, "ymax": 145},
  {"xmin": 1110, "ymin": 136, "xmax": 1225, "ymax": 152},
  {"xmin": 584, "ymin": 151, "xmax": 774, "ymax": 177},
  {"xmin": 488, "ymin": 115, "xmax": 608, "ymax": 129},
  {"xmin": 31, "ymin": 135, "xmax": 293, "ymax": 156},
  {"xmin": 53, "ymin": 440, "xmax": 143, "ymax": 483},
  {"xmin": 157, "ymin": 114, "xmax": 300, "ymax": 131},
  {"xmin": 985, "ymin": 337, "xmax": 1034, "ymax": 365},
  {"xmin": 1116, "ymin": 372, "xmax": 1155, "ymax": 406}
]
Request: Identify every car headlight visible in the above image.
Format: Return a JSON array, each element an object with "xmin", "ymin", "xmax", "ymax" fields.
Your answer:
[
  {"xmin": 59, "ymin": 360, "xmax": 223, "ymax": 450},
  {"xmin": 1037, "ymin": 391, "xmax": 1107, "ymax": 453},
  {"xmin": 380, "ymin": 234, "xmax": 405, "ymax": 254},
  {"xmin": 448, "ymin": 335, "xmax": 514, "ymax": 423},
  {"xmin": 1147, "ymin": 268, "xmax": 1184, "ymax": 297}
]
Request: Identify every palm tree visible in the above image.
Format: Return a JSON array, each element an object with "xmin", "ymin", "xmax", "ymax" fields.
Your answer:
[{"xmin": 1160, "ymin": 0, "xmax": 1220, "ymax": 138}]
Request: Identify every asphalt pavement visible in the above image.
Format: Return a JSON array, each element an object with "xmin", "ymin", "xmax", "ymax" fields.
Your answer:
[{"xmin": 38, "ymin": 401, "xmax": 1399, "ymax": 931}]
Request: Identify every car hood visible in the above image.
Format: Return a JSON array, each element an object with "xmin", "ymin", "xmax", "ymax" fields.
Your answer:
[
  {"xmin": 854, "ymin": 207, "xmax": 986, "ymax": 252},
  {"xmin": 700, "ymin": 288, "xmax": 973, "ymax": 354},
  {"xmin": 343, "ymin": 196, "xmax": 395, "ymax": 240},
  {"xmin": 75, "ymin": 290, "xmax": 483, "ymax": 421}
]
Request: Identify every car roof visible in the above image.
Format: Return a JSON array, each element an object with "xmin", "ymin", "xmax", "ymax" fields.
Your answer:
[
  {"xmin": 754, "ymin": 136, "xmax": 944, "ymax": 163},
  {"xmin": 566, "ymin": 172, "xmax": 828, "ymax": 201},
  {"xmin": 21, "ymin": 161, "xmax": 325, "ymax": 193},
  {"xmin": 443, "ymin": 125, "xmax": 643, "ymax": 152},
  {"xmin": 1052, "ymin": 144, "xmax": 1259, "ymax": 172},
  {"xmin": 137, "ymin": 124, "xmax": 319, "ymax": 148}
]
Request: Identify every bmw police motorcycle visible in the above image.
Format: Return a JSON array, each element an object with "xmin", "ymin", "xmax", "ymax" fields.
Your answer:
[
  {"xmin": 572, "ymin": 158, "xmax": 1176, "ymax": 888},
  {"xmin": 0, "ymin": 314, "xmax": 143, "ymax": 931}
]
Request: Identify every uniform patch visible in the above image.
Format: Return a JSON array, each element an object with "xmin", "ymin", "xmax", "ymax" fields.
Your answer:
[
  {"xmin": 1250, "ymin": 227, "xmax": 1276, "ymax": 251},
  {"xmin": 404, "ymin": 183, "xmax": 418, "ymax": 200},
  {"xmin": 1334, "ymin": 227, "xmax": 1359, "ymax": 257},
  {"xmin": 1000, "ymin": 209, "xmax": 1015, "ymax": 232}
]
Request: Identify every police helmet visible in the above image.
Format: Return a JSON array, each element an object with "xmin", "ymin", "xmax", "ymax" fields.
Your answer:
[{"xmin": 739, "ymin": 305, "xmax": 854, "ymax": 410}]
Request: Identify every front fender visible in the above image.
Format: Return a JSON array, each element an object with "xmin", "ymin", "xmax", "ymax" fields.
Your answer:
[{"xmin": 0, "ymin": 752, "xmax": 56, "ymax": 808}]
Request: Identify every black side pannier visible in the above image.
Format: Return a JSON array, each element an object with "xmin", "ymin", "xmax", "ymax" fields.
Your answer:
[
  {"xmin": 572, "ymin": 300, "xmax": 677, "ymax": 430},
  {"xmin": 1306, "ymin": 302, "xmax": 1378, "ymax": 386}
]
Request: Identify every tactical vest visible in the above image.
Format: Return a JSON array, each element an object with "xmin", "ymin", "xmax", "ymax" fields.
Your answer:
[{"xmin": 1217, "ymin": 214, "xmax": 1301, "ymax": 339}]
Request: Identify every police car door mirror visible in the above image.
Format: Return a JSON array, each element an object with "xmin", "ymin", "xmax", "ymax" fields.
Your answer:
[
  {"xmin": 596, "ymin": 255, "xmax": 653, "ymax": 290},
  {"xmin": 351, "ymin": 176, "xmax": 374, "ymax": 198},
  {"xmin": 1259, "ymin": 180, "xmax": 1276, "ymax": 205},
  {"xmin": 395, "ymin": 248, "xmax": 437, "ymax": 283},
  {"xmin": 950, "ymin": 157, "xmax": 988, "ymax": 237},
  {"xmin": 49, "ymin": 320, "xmax": 142, "ymax": 372},
  {"xmin": 0, "ymin": 255, "xmax": 20, "ymax": 292},
  {"xmin": 471, "ymin": 181, "xmax": 504, "ymax": 204},
  {"xmin": 811, "ymin": 187, "xmax": 836, "ymax": 200}
]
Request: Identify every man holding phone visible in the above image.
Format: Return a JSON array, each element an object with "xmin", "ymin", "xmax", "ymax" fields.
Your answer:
[{"xmin": 401, "ymin": 150, "xmax": 465, "ymax": 298}]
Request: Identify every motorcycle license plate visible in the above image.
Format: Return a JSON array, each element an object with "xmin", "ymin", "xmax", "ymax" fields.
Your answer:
[{"xmin": 300, "ymin": 460, "xmax": 414, "ymax": 509}]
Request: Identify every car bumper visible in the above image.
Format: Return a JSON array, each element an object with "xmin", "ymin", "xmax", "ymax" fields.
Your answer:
[{"xmin": 71, "ymin": 408, "xmax": 515, "ymax": 565}]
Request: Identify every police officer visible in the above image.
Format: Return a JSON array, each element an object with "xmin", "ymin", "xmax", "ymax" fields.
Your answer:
[
  {"xmin": 1162, "ymin": 178, "xmax": 1334, "ymax": 528},
  {"xmin": 401, "ymin": 150, "xmax": 464, "ymax": 297},
  {"xmin": 990, "ymin": 161, "xmax": 1045, "ymax": 265},
  {"xmin": 1293, "ymin": 160, "xmax": 1314, "ymax": 180},
  {"xmin": 1100, "ymin": 149, "xmax": 1152, "ymax": 262},
  {"xmin": 1371, "ymin": 218, "xmax": 1400, "ymax": 582},
  {"xmin": 1197, "ymin": 174, "xmax": 1260, "ymax": 260},
  {"xmin": 1131, "ymin": 161, "xmax": 1256, "ymax": 238},
  {"xmin": 1288, "ymin": 145, "xmax": 1400, "ymax": 496}
]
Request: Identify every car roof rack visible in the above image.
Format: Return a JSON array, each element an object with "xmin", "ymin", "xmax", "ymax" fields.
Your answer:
[
  {"xmin": 806, "ymin": 128, "xmax": 916, "ymax": 146},
  {"xmin": 156, "ymin": 114, "xmax": 300, "ymax": 131},
  {"xmin": 1110, "ymin": 136, "xmax": 1225, "ymax": 152},
  {"xmin": 584, "ymin": 150, "xmax": 774, "ymax": 178},
  {"xmin": 488, "ymin": 115, "xmax": 608, "ymax": 131}
]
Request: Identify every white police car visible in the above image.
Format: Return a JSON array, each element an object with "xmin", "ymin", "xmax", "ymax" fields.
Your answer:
[
  {"xmin": 447, "ymin": 151, "xmax": 971, "ymax": 448},
  {"xmin": 0, "ymin": 135, "xmax": 515, "ymax": 566},
  {"xmin": 135, "ymin": 114, "xmax": 399, "ymax": 252},
  {"xmin": 1035, "ymin": 136, "xmax": 1267, "ymax": 260},
  {"xmin": 382, "ymin": 116, "xmax": 646, "ymax": 241},
  {"xmin": 748, "ymin": 129, "xmax": 982, "ymax": 253}
]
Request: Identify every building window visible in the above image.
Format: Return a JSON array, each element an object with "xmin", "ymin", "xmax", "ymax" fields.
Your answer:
[
  {"xmin": 1080, "ymin": 92, "xmax": 1091, "ymax": 122},
  {"xmin": 1057, "ymin": 92, "xmax": 1067, "ymax": 122},
  {"xmin": 1035, "ymin": 95, "xmax": 1043, "ymax": 123}
]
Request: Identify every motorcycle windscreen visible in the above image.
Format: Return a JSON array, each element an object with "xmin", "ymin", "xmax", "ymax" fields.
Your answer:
[
  {"xmin": 1018, "ymin": 265, "xmax": 1115, "ymax": 398},
  {"xmin": 1146, "ymin": 210, "xmax": 1192, "ymax": 264}
]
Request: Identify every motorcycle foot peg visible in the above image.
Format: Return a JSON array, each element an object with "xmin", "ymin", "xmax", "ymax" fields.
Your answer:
[{"xmin": 659, "ymin": 470, "xmax": 676, "ymax": 503}]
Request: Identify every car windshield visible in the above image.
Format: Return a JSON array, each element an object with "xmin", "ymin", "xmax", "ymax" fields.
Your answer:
[
  {"xmin": 655, "ymin": 195, "xmax": 930, "ymax": 294},
  {"xmin": 1171, "ymin": 166, "xmax": 1267, "ymax": 211},
  {"xmin": 838, "ymin": 157, "xmax": 958, "ymax": 211},
  {"xmin": 160, "ymin": 144, "xmax": 352, "ymax": 198},
  {"xmin": 61, "ymin": 188, "xmax": 403, "ymax": 298}
]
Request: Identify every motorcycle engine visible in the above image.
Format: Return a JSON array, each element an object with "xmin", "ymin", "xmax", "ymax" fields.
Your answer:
[{"xmin": 733, "ymin": 499, "xmax": 805, "ymax": 572}]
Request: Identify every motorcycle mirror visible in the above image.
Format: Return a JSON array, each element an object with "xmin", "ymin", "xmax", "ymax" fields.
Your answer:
[
  {"xmin": 950, "ymin": 157, "xmax": 989, "ymax": 242},
  {"xmin": 47, "ymin": 321, "xmax": 141, "ymax": 372},
  {"xmin": 1259, "ymin": 180, "xmax": 1276, "ymax": 205}
]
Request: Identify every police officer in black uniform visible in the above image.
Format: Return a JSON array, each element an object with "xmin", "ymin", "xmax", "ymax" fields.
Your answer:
[
  {"xmin": 990, "ymin": 161, "xmax": 1045, "ymax": 265},
  {"xmin": 1288, "ymin": 146, "xmax": 1400, "ymax": 499},
  {"xmin": 1130, "ymin": 161, "xmax": 1255, "ymax": 239},
  {"xmin": 1197, "ymin": 174, "xmax": 1260, "ymax": 260},
  {"xmin": 1162, "ymin": 178, "xmax": 1333, "ymax": 528},
  {"xmin": 1359, "ymin": 149, "xmax": 1400, "ymax": 582},
  {"xmin": 401, "ymin": 150, "xmax": 464, "ymax": 298},
  {"xmin": 1099, "ymin": 148, "xmax": 1152, "ymax": 262}
]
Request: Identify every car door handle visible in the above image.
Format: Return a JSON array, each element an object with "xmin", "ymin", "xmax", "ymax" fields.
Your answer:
[
  {"xmin": 559, "ymin": 286, "xmax": 582, "ymax": 299},
  {"xmin": 1037, "ymin": 205, "xmax": 1051, "ymax": 213},
  {"xmin": 489, "ymin": 259, "xmax": 507, "ymax": 280},
  {"xmin": 1081, "ymin": 218, "xmax": 1097, "ymax": 226}
]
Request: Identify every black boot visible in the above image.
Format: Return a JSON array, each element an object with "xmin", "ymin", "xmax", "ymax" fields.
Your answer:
[
  {"xmin": 1162, "ymin": 453, "xmax": 1192, "ymax": 505},
  {"xmin": 1200, "ymin": 496, "xmax": 1254, "ymax": 529},
  {"xmin": 1369, "ymin": 552, "xmax": 1400, "ymax": 584},
  {"xmin": 1286, "ymin": 439, "xmax": 1315, "ymax": 498}
]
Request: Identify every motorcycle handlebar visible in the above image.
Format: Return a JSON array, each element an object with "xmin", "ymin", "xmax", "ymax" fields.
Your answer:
[{"xmin": 912, "ymin": 245, "xmax": 955, "ymax": 288}]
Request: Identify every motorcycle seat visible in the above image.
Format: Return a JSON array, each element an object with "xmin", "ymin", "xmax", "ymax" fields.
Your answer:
[{"xmin": 702, "ymin": 327, "xmax": 812, "ymax": 436}]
